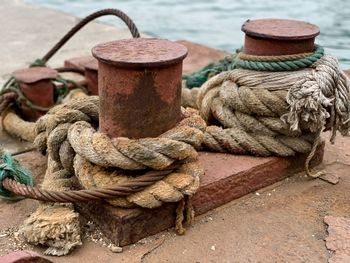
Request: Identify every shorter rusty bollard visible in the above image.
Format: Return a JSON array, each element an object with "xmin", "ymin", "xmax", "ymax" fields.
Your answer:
[
  {"xmin": 64, "ymin": 56, "xmax": 99, "ymax": 95},
  {"xmin": 241, "ymin": 19, "xmax": 320, "ymax": 55},
  {"xmin": 84, "ymin": 59, "xmax": 98, "ymax": 95},
  {"xmin": 12, "ymin": 67, "xmax": 57, "ymax": 121},
  {"xmin": 92, "ymin": 38, "xmax": 188, "ymax": 139}
]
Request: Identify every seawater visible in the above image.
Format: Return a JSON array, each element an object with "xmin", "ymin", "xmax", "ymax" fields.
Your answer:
[{"xmin": 26, "ymin": 0, "xmax": 350, "ymax": 68}]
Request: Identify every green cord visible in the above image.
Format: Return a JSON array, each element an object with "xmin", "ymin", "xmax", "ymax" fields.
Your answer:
[
  {"xmin": 235, "ymin": 45, "xmax": 324, "ymax": 71},
  {"xmin": 0, "ymin": 152, "xmax": 33, "ymax": 201},
  {"xmin": 184, "ymin": 45, "xmax": 324, "ymax": 89}
]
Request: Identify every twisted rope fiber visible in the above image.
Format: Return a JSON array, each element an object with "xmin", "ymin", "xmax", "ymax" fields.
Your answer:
[
  {"xmin": 3, "ymin": 96, "xmax": 205, "ymax": 255},
  {"xmin": 182, "ymin": 55, "xmax": 350, "ymax": 176},
  {"xmin": 1, "ymin": 97, "xmax": 205, "ymax": 203}
]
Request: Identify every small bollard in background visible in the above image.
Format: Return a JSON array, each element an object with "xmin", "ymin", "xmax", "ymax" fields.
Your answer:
[
  {"xmin": 84, "ymin": 59, "xmax": 98, "ymax": 95},
  {"xmin": 13, "ymin": 67, "xmax": 57, "ymax": 121}
]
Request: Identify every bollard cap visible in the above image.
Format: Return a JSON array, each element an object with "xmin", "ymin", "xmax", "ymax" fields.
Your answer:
[
  {"xmin": 241, "ymin": 19, "xmax": 320, "ymax": 55},
  {"xmin": 92, "ymin": 38, "xmax": 188, "ymax": 68},
  {"xmin": 13, "ymin": 67, "xmax": 58, "ymax": 84},
  {"xmin": 242, "ymin": 19, "xmax": 320, "ymax": 40}
]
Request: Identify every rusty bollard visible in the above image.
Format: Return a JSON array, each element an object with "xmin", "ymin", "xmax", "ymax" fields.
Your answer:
[
  {"xmin": 12, "ymin": 67, "xmax": 57, "ymax": 121},
  {"xmin": 84, "ymin": 59, "xmax": 98, "ymax": 95},
  {"xmin": 241, "ymin": 19, "xmax": 320, "ymax": 55},
  {"xmin": 64, "ymin": 56, "xmax": 99, "ymax": 95},
  {"xmin": 92, "ymin": 38, "xmax": 188, "ymax": 138}
]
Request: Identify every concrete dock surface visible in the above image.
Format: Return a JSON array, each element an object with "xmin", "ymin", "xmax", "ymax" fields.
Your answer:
[{"xmin": 0, "ymin": 1, "xmax": 350, "ymax": 262}]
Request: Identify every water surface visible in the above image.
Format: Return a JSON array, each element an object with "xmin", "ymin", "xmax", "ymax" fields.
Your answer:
[{"xmin": 26, "ymin": 0, "xmax": 350, "ymax": 68}]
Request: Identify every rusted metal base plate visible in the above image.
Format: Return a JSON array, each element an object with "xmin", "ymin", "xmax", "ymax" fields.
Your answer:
[{"xmin": 75, "ymin": 142, "xmax": 324, "ymax": 246}]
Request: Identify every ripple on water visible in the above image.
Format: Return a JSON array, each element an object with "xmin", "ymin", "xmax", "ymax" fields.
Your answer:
[{"xmin": 26, "ymin": 0, "xmax": 350, "ymax": 68}]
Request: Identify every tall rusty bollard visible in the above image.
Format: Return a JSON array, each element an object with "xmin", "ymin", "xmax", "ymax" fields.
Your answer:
[
  {"xmin": 241, "ymin": 19, "xmax": 320, "ymax": 55},
  {"xmin": 12, "ymin": 67, "xmax": 57, "ymax": 121},
  {"xmin": 92, "ymin": 38, "xmax": 188, "ymax": 138}
]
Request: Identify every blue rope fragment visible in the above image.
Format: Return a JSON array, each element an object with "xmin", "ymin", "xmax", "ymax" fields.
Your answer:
[{"xmin": 0, "ymin": 152, "xmax": 33, "ymax": 201}]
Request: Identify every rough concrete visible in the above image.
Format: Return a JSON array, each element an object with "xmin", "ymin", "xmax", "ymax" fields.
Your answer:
[
  {"xmin": 0, "ymin": 250, "xmax": 52, "ymax": 263},
  {"xmin": 0, "ymin": 1, "xmax": 349, "ymax": 263},
  {"xmin": 324, "ymin": 216, "xmax": 350, "ymax": 263},
  {"xmin": 1, "ymin": 137, "xmax": 348, "ymax": 262}
]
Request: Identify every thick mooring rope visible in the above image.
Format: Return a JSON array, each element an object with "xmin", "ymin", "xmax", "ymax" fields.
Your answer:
[
  {"xmin": 183, "ymin": 55, "xmax": 350, "ymax": 176},
  {"xmin": 4, "ymin": 96, "xmax": 205, "ymax": 255},
  {"xmin": 1, "ymin": 97, "xmax": 206, "ymax": 205}
]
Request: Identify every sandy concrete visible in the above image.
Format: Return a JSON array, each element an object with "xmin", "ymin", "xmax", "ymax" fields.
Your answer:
[
  {"xmin": 0, "ymin": 136, "xmax": 349, "ymax": 263},
  {"xmin": 0, "ymin": 1, "xmax": 350, "ymax": 263}
]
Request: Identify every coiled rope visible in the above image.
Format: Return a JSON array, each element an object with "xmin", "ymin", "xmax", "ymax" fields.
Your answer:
[
  {"xmin": 1, "ymin": 96, "xmax": 205, "ymax": 255},
  {"xmin": 182, "ymin": 54, "xmax": 350, "ymax": 177}
]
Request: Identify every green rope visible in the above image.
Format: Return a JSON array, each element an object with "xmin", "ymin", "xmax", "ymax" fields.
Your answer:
[
  {"xmin": 235, "ymin": 45, "xmax": 324, "ymax": 71},
  {"xmin": 184, "ymin": 45, "xmax": 324, "ymax": 89},
  {"xmin": 30, "ymin": 59, "xmax": 46, "ymax": 68},
  {"xmin": 0, "ymin": 151, "xmax": 33, "ymax": 201}
]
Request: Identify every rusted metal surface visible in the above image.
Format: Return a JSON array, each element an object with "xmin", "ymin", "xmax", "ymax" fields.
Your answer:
[
  {"xmin": 64, "ymin": 56, "xmax": 97, "ymax": 71},
  {"xmin": 13, "ymin": 67, "xmax": 57, "ymax": 121},
  {"xmin": 64, "ymin": 56, "xmax": 99, "ymax": 95},
  {"xmin": 93, "ymin": 38, "xmax": 187, "ymax": 139},
  {"xmin": 241, "ymin": 19, "xmax": 320, "ymax": 55},
  {"xmin": 12, "ymin": 67, "xmax": 57, "ymax": 84},
  {"xmin": 92, "ymin": 38, "xmax": 188, "ymax": 68},
  {"xmin": 85, "ymin": 59, "xmax": 98, "ymax": 95}
]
